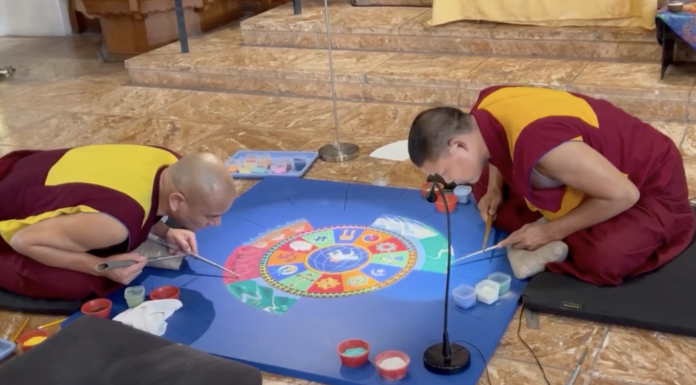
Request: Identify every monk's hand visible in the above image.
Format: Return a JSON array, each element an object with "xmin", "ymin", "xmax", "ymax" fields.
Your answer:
[
  {"xmin": 165, "ymin": 228, "xmax": 198, "ymax": 255},
  {"xmin": 498, "ymin": 222, "xmax": 557, "ymax": 251},
  {"xmin": 98, "ymin": 252, "xmax": 147, "ymax": 284},
  {"xmin": 477, "ymin": 187, "xmax": 502, "ymax": 223}
]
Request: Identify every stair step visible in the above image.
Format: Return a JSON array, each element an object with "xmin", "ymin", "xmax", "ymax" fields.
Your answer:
[
  {"xmin": 239, "ymin": 1, "xmax": 677, "ymax": 62},
  {"xmin": 127, "ymin": 30, "xmax": 696, "ymax": 123}
]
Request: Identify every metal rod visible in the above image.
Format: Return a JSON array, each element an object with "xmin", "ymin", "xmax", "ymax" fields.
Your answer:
[
  {"xmin": 147, "ymin": 234, "xmax": 239, "ymax": 277},
  {"xmin": 322, "ymin": 0, "xmax": 341, "ymax": 147},
  {"xmin": 452, "ymin": 245, "xmax": 500, "ymax": 265},
  {"xmin": 174, "ymin": 0, "xmax": 189, "ymax": 53},
  {"xmin": 293, "ymin": 0, "xmax": 302, "ymax": 15}
]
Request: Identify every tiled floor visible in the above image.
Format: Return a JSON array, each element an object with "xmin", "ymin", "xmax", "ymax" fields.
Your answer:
[{"xmin": 2, "ymin": 29, "xmax": 696, "ymax": 385}]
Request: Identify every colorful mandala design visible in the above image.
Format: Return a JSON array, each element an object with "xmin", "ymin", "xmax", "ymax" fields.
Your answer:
[
  {"xmin": 259, "ymin": 225, "xmax": 417, "ymax": 298},
  {"xmin": 223, "ymin": 216, "xmax": 449, "ymax": 314}
]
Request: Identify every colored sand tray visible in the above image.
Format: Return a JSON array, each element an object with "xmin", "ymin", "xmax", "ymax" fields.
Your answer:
[
  {"xmin": 62, "ymin": 178, "xmax": 521, "ymax": 385},
  {"xmin": 226, "ymin": 151, "xmax": 318, "ymax": 179}
]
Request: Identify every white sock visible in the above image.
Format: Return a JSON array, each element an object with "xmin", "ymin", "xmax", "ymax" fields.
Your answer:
[{"xmin": 507, "ymin": 217, "xmax": 568, "ymax": 280}]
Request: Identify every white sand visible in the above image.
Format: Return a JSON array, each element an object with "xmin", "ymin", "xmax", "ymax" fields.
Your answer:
[{"xmin": 380, "ymin": 357, "xmax": 407, "ymax": 370}]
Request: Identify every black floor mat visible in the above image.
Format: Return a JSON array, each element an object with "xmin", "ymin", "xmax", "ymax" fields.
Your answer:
[
  {"xmin": 0, "ymin": 287, "xmax": 82, "ymax": 315},
  {"xmin": 523, "ymin": 207, "xmax": 696, "ymax": 336}
]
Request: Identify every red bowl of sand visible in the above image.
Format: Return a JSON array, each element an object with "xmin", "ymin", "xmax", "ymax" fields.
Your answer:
[
  {"xmin": 337, "ymin": 339, "xmax": 370, "ymax": 368},
  {"xmin": 375, "ymin": 350, "xmax": 410, "ymax": 381},
  {"xmin": 17, "ymin": 330, "xmax": 50, "ymax": 353}
]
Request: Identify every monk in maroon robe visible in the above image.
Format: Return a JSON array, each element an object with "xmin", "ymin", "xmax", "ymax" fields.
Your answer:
[
  {"xmin": 408, "ymin": 85, "xmax": 695, "ymax": 286},
  {"xmin": 0, "ymin": 145, "xmax": 236, "ymax": 301}
]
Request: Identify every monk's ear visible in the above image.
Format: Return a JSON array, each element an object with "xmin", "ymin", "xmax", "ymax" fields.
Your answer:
[
  {"xmin": 169, "ymin": 192, "xmax": 186, "ymax": 211},
  {"xmin": 448, "ymin": 136, "xmax": 468, "ymax": 153}
]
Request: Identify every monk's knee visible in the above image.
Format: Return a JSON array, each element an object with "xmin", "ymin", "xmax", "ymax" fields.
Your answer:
[{"xmin": 565, "ymin": 236, "xmax": 654, "ymax": 286}]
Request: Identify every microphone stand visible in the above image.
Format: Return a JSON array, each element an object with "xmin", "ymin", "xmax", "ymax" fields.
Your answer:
[{"xmin": 423, "ymin": 182, "xmax": 471, "ymax": 375}]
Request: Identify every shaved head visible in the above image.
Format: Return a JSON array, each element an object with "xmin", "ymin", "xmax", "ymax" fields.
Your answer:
[{"xmin": 164, "ymin": 153, "xmax": 237, "ymax": 231}]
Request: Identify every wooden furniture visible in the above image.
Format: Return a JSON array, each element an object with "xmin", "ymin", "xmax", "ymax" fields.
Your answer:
[{"xmin": 79, "ymin": 0, "xmax": 243, "ymax": 60}]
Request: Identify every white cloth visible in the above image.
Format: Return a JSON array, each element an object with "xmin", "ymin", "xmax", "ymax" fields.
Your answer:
[{"xmin": 113, "ymin": 299, "xmax": 182, "ymax": 336}]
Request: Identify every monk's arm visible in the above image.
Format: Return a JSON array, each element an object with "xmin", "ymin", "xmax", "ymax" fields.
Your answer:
[
  {"xmin": 538, "ymin": 141, "xmax": 640, "ymax": 240},
  {"xmin": 9, "ymin": 213, "xmax": 129, "ymax": 275},
  {"xmin": 488, "ymin": 164, "xmax": 504, "ymax": 193}
]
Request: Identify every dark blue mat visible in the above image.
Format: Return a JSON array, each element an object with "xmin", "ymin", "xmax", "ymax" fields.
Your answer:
[{"xmin": 65, "ymin": 177, "xmax": 526, "ymax": 385}]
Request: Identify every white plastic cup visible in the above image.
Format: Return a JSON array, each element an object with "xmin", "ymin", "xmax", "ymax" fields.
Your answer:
[{"xmin": 453, "ymin": 185, "xmax": 473, "ymax": 204}]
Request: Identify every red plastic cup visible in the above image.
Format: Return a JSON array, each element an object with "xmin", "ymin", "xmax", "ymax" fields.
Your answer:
[
  {"xmin": 17, "ymin": 330, "xmax": 50, "ymax": 353},
  {"xmin": 337, "ymin": 339, "xmax": 370, "ymax": 368},
  {"xmin": 375, "ymin": 350, "xmax": 410, "ymax": 381},
  {"xmin": 420, "ymin": 182, "xmax": 444, "ymax": 200},
  {"xmin": 435, "ymin": 193, "xmax": 458, "ymax": 213},
  {"xmin": 81, "ymin": 298, "xmax": 113, "ymax": 319},
  {"xmin": 150, "ymin": 285, "xmax": 180, "ymax": 300}
]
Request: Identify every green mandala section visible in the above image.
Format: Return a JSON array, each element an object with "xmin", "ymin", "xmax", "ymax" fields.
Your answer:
[{"xmin": 227, "ymin": 280, "xmax": 297, "ymax": 315}]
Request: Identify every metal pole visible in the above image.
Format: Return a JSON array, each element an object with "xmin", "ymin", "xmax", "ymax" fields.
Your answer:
[
  {"xmin": 316, "ymin": 0, "xmax": 359, "ymax": 163},
  {"xmin": 293, "ymin": 0, "xmax": 302, "ymax": 15},
  {"xmin": 174, "ymin": 0, "xmax": 189, "ymax": 53}
]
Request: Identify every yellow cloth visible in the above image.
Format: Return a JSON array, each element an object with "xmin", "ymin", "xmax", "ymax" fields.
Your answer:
[{"xmin": 432, "ymin": 0, "xmax": 657, "ymax": 30}]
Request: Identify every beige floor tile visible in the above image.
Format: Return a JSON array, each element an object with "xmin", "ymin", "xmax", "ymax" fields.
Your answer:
[
  {"xmin": 236, "ymin": 98, "xmax": 353, "ymax": 132},
  {"xmin": 280, "ymin": 50, "xmax": 394, "ymax": 82},
  {"xmin": 593, "ymin": 325, "xmax": 696, "ymax": 385},
  {"xmin": 335, "ymin": 102, "xmax": 428, "ymax": 137},
  {"xmin": 1, "ymin": 112, "xmax": 135, "ymax": 148},
  {"xmin": 261, "ymin": 372, "xmax": 310, "ymax": 384},
  {"xmin": 677, "ymin": 122, "xmax": 696, "ymax": 156},
  {"xmin": 0, "ymin": 79, "xmax": 47, "ymax": 102},
  {"xmin": 571, "ymin": 62, "xmax": 696, "ymax": 101},
  {"xmin": 71, "ymin": 86, "xmax": 193, "ymax": 116},
  {"xmin": 12, "ymin": 58, "xmax": 115, "ymax": 81},
  {"xmin": 107, "ymin": 118, "xmax": 224, "ymax": 153},
  {"xmin": 0, "ymin": 145, "xmax": 18, "ymax": 156},
  {"xmin": 476, "ymin": 357, "xmax": 571, "ymax": 385},
  {"xmin": 399, "ymin": 10, "xmax": 496, "ymax": 38},
  {"xmin": 385, "ymin": 161, "xmax": 424, "ymax": 188},
  {"xmin": 494, "ymin": 307, "xmax": 606, "ymax": 372},
  {"xmin": 649, "ymin": 121, "xmax": 689, "ymax": 151},
  {"xmin": 188, "ymin": 126, "xmax": 318, "ymax": 160},
  {"xmin": 684, "ymin": 156, "xmax": 696, "ymax": 198},
  {"xmin": 460, "ymin": 57, "xmax": 588, "ymax": 90},
  {"xmin": 304, "ymin": 155, "xmax": 398, "ymax": 184},
  {"xmin": 366, "ymin": 53, "xmax": 486, "ymax": 87},
  {"xmin": 154, "ymin": 91, "xmax": 277, "ymax": 124},
  {"xmin": 0, "ymin": 108, "xmax": 58, "ymax": 140},
  {"xmin": 5, "ymin": 80, "xmax": 120, "ymax": 111}
]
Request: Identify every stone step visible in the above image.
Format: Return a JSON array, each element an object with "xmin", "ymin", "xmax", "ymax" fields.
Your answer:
[
  {"xmin": 127, "ymin": 26, "xmax": 696, "ymax": 123},
  {"xmin": 239, "ymin": 0, "xmax": 671, "ymax": 62}
]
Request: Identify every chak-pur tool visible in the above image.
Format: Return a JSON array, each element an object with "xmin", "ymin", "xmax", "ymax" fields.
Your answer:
[
  {"xmin": 147, "ymin": 233, "xmax": 239, "ymax": 277},
  {"xmin": 94, "ymin": 255, "xmax": 182, "ymax": 272}
]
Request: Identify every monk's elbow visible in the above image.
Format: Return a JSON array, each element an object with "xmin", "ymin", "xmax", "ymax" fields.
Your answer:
[{"xmin": 9, "ymin": 231, "xmax": 32, "ymax": 253}]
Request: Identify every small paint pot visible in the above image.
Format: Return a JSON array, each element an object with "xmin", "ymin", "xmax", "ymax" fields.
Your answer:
[
  {"xmin": 226, "ymin": 159, "xmax": 241, "ymax": 173},
  {"xmin": 487, "ymin": 272, "xmax": 512, "ymax": 296},
  {"xmin": 435, "ymin": 193, "xmax": 458, "ymax": 213},
  {"xmin": 452, "ymin": 284, "xmax": 476, "ymax": 309},
  {"xmin": 453, "ymin": 185, "xmax": 472, "ymax": 204},
  {"xmin": 421, "ymin": 182, "xmax": 444, "ymax": 201},
  {"xmin": 257, "ymin": 154, "xmax": 272, "ymax": 167},
  {"xmin": 293, "ymin": 158, "xmax": 307, "ymax": 171},
  {"xmin": 251, "ymin": 165, "xmax": 268, "ymax": 174},
  {"xmin": 375, "ymin": 350, "xmax": 410, "ymax": 381},
  {"xmin": 17, "ymin": 330, "xmax": 50, "ymax": 353},
  {"xmin": 124, "ymin": 285, "xmax": 146, "ymax": 308},
  {"xmin": 150, "ymin": 285, "xmax": 180, "ymax": 300},
  {"xmin": 337, "ymin": 339, "xmax": 370, "ymax": 368},
  {"xmin": 81, "ymin": 298, "xmax": 113, "ymax": 319}
]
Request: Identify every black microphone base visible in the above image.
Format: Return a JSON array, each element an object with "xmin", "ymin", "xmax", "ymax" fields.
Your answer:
[{"xmin": 423, "ymin": 343, "xmax": 471, "ymax": 375}]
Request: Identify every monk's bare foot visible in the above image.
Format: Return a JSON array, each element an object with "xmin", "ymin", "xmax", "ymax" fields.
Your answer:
[{"xmin": 507, "ymin": 241, "xmax": 568, "ymax": 280}]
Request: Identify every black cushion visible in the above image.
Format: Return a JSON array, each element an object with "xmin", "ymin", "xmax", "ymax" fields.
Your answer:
[{"xmin": 0, "ymin": 316, "xmax": 262, "ymax": 385}]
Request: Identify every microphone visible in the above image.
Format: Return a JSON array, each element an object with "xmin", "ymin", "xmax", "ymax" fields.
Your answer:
[{"xmin": 423, "ymin": 181, "xmax": 471, "ymax": 375}]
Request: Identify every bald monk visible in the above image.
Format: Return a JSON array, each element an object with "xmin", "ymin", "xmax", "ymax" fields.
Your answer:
[
  {"xmin": 408, "ymin": 85, "xmax": 695, "ymax": 286},
  {"xmin": 0, "ymin": 144, "xmax": 236, "ymax": 301}
]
